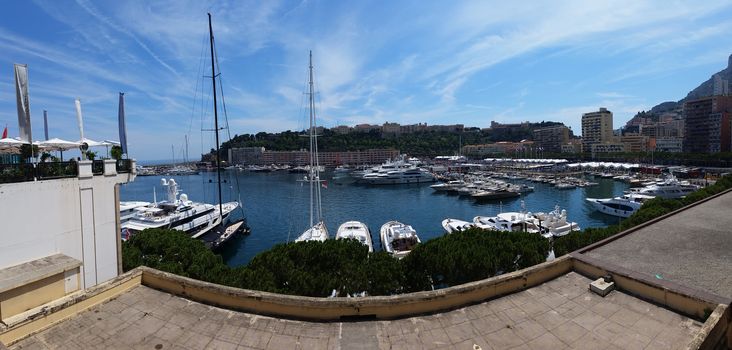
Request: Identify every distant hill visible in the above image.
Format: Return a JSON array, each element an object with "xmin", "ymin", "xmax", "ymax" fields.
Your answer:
[{"xmin": 649, "ymin": 54, "xmax": 732, "ymax": 112}]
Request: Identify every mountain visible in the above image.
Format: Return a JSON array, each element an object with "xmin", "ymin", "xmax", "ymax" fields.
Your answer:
[{"xmin": 649, "ymin": 54, "xmax": 732, "ymax": 112}]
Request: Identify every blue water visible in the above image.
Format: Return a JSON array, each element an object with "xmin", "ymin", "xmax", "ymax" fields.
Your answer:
[{"xmin": 119, "ymin": 170, "xmax": 628, "ymax": 267}]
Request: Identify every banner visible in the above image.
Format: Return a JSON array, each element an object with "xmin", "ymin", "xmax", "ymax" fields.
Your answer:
[
  {"xmin": 14, "ymin": 64, "xmax": 32, "ymax": 143},
  {"xmin": 118, "ymin": 92, "xmax": 128, "ymax": 155},
  {"xmin": 43, "ymin": 110, "xmax": 49, "ymax": 140}
]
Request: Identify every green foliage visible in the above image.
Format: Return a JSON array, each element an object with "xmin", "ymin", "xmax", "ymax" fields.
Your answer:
[
  {"xmin": 122, "ymin": 229, "xmax": 233, "ymax": 286},
  {"xmin": 401, "ymin": 228, "xmax": 551, "ymax": 292},
  {"xmin": 554, "ymin": 175, "xmax": 732, "ymax": 256},
  {"xmin": 110, "ymin": 145, "xmax": 123, "ymax": 160},
  {"xmin": 85, "ymin": 150, "xmax": 97, "ymax": 160}
]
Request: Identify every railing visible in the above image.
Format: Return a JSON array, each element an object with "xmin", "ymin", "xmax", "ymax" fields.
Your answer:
[
  {"xmin": 92, "ymin": 160, "xmax": 105, "ymax": 175},
  {"xmin": 0, "ymin": 163, "xmax": 35, "ymax": 184},
  {"xmin": 37, "ymin": 161, "xmax": 79, "ymax": 180},
  {"xmin": 116, "ymin": 159, "xmax": 132, "ymax": 173}
]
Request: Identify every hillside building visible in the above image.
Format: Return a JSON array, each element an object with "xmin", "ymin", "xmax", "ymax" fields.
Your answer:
[
  {"xmin": 533, "ymin": 125, "xmax": 569, "ymax": 153},
  {"xmin": 581, "ymin": 107, "xmax": 614, "ymax": 152},
  {"xmin": 683, "ymin": 96, "xmax": 732, "ymax": 153}
]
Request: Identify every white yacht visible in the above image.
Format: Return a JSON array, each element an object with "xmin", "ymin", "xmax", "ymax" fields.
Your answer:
[
  {"xmin": 441, "ymin": 218, "xmax": 475, "ymax": 233},
  {"xmin": 534, "ymin": 205, "xmax": 581, "ymax": 237},
  {"xmin": 471, "ymin": 188, "xmax": 521, "ymax": 201},
  {"xmin": 121, "ymin": 179, "xmax": 238, "ymax": 240},
  {"xmin": 361, "ymin": 166, "xmax": 435, "ymax": 185},
  {"xmin": 119, "ymin": 201, "xmax": 150, "ymax": 223},
  {"xmin": 336, "ymin": 221, "xmax": 373, "ymax": 252},
  {"xmin": 295, "ymin": 51, "xmax": 329, "ymax": 243},
  {"xmin": 628, "ymin": 175, "xmax": 698, "ymax": 199},
  {"xmin": 473, "ymin": 212, "xmax": 541, "ymax": 235},
  {"xmin": 380, "ymin": 221, "xmax": 421, "ymax": 259},
  {"xmin": 586, "ymin": 193, "xmax": 656, "ymax": 218},
  {"xmin": 430, "ymin": 180, "xmax": 465, "ymax": 192}
]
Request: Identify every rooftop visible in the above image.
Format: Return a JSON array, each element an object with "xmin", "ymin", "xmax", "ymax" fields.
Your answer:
[
  {"xmin": 585, "ymin": 190, "xmax": 732, "ymax": 300},
  {"xmin": 10, "ymin": 272, "xmax": 702, "ymax": 349}
]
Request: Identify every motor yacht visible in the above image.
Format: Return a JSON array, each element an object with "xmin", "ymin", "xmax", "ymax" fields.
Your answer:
[
  {"xmin": 336, "ymin": 221, "xmax": 373, "ymax": 252},
  {"xmin": 119, "ymin": 201, "xmax": 150, "ymax": 223},
  {"xmin": 121, "ymin": 179, "xmax": 238, "ymax": 240},
  {"xmin": 628, "ymin": 175, "xmax": 699, "ymax": 199},
  {"xmin": 380, "ymin": 221, "xmax": 421, "ymax": 259},
  {"xmin": 473, "ymin": 212, "xmax": 542, "ymax": 235},
  {"xmin": 471, "ymin": 188, "xmax": 521, "ymax": 201},
  {"xmin": 586, "ymin": 193, "xmax": 655, "ymax": 218},
  {"xmin": 441, "ymin": 218, "xmax": 475, "ymax": 233},
  {"xmin": 361, "ymin": 166, "xmax": 435, "ymax": 185},
  {"xmin": 430, "ymin": 180, "xmax": 465, "ymax": 192},
  {"xmin": 534, "ymin": 205, "xmax": 580, "ymax": 237}
]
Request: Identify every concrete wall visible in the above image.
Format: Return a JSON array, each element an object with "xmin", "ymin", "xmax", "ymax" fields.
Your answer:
[{"xmin": 0, "ymin": 161, "xmax": 135, "ymax": 289}]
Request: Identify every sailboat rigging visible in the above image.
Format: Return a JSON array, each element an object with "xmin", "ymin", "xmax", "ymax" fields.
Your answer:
[{"xmin": 295, "ymin": 51, "xmax": 328, "ymax": 242}]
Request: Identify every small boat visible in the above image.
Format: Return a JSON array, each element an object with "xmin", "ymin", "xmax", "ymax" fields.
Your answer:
[
  {"xmin": 586, "ymin": 193, "xmax": 655, "ymax": 218},
  {"xmin": 336, "ymin": 221, "xmax": 373, "ymax": 252},
  {"xmin": 199, "ymin": 219, "xmax": 249, "ymax": 250},
  {"xmin": 380, "ymin": 221, "xmax": 421, "ymax": 259},
  {"xmin": 471, "ymin": 189, "xmax": 521, "ymax": 201},
  {"xmin": 554, "ymin": 182, "xmax": 576, "ymax": 190},
  {"xmin": 430, "ymin": 180, "xmax": 465, "ymax": 192},
  {"xmin": 441, "ymin": 218, "xmax": 474, "ymax": 233}
]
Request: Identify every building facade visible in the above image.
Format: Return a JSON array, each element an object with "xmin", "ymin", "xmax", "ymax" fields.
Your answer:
[
  {"xmin": 228, "ymin": 147, "xmax": 265, "ymax": 165},
  {"xmin": 590, "ymin": 142, "xmax": 626, "ymax": 154},
  {"xmin": 620, "ymin": 134, "xmax": 651, "ymax": 153},
  {"xmin": 683, "ymin": 96, "xmax": 732, "ymax": 153},
  {"xmin": 581, "ymin": 108, "xmax": 614, "ymax": 153},
  {"xmin": 533, "ymin": 125, "xmax": 569, "ymax": 153},
  {"xmin": 655, "ymin": 137, "xmax": 683, "ymax": 153}
]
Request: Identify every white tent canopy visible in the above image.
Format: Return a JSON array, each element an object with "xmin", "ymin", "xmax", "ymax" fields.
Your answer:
[
  {"xmin": 78, "ymin": 138, "xmax": 105, "ymax": 147},
  {"xmin": 0, "ymin": 137, "xmax": 29, "ymax": 152},
  {"xmin": 34, "ymin": 138, "xmax": 81, "ymax": 151}
]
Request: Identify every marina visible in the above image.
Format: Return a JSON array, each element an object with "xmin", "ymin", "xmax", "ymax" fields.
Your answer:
[{"xmin": 119, "ymin": 169, "xmax": 630, "ymax": 266}]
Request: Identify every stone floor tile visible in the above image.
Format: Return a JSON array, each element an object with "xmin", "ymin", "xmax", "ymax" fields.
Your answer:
[
  {"xmin": 569, "ymin": 331, "xmax": 612, "ymax": 350},
  {"xmin": 450, "ymin": 336, "xmax": 491, "ymax": 350},
  {"xmin": 511, "ymin": 319, "xmax": 547, "ymax": 342},
  {"xmin": 608, "ymin": 307, "xmax": 643, "ymax": 328},
  {"xmin": 499, "ymin": 307, "xmax": 529, "ymax": 324},
  {"xmin": 178, "ymin": 332, "xmax": 213, "ymax": 349},
  {"xmin": 590, "ymin": 301, "xmax": 620, "ymax": 319},
  {"xmin": 610, "ymin": 332, "xmax": 651, "ymax": 350},
  {"xmin": 553, "ymin": 300, "xmax": 586, "ymax": 319},
  {"xmin": 517, "ymin": 301, "xmax": 550, "ymax": 317},
  {"xmin": 471, "ymin": 314, "xmax": 509, "ymax": 335},
  {"xmin": 591, "ymin": 320, "xmax": 627, "ymax": 343},
  {"xmin": 550, "ymin": 320, "xmax": 586, "ymax": 345},
  {"xmin": 531, "ymin": 310, "xmax": 569, "ymax": 331},
  {"xmin": 265, "ymin": 334, "xmax": 298, "ymax": 350},
  {"xmin": 537, "ymin": 292, "xmax": 570, "ymax": 309},
  {"xmin": 295, "ymin": 336, "xmax": 328, "ymax": 350},
  {"xmin": 208, "ymin": 338, "xmax": 241, "ymax": 350},
  {"xmin": 239, "ymin": 329, "xmax": 272, "ymax": 349},
  {"xmin": 419, "ymin": 328, "xmax": 451, "ymax": 349},
  {"xmin": 571, "ymin": 310, "xmax": 605, "ymax": 331},
  {"xmin": 444, "ymin": 322, "xmax": 478, "ymax": 343},
  {"xmin": 482, "ymin": 327, "xmax": 525, "ymax": 349},
  {"xmin": 469, "ymin": 303, "xmax": 496, "ymax": 318},
  {"xmin": 525, "ymin": 332, "xmax": 568, "ymax": 350}
]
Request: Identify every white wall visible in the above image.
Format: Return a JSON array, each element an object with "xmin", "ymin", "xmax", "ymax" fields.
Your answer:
[{"xmin": 0, "ymin": 161, "xmax": 135, "ymax": 289}]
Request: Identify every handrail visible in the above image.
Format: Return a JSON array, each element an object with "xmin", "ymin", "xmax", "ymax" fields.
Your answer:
[{"xmin": 0, "ymin": 163, "xmax": 34, "ymax": 184}]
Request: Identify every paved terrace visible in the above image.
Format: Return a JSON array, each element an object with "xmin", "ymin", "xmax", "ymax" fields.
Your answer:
[
  {"xmin": 11, "ymin": 272, "xmax": 702, "ymax": 349},
  {"xmin": 585, "ymin": 190, "xmax": 732, "ymax": 300}
]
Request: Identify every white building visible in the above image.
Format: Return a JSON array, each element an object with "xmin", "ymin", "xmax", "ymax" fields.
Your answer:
[{"xmin": 0, "ymin": 160, "xmax": 135, "ymax": 322}]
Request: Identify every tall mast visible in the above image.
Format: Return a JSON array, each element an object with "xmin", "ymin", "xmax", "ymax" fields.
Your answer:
[
  {"xmin": 308, "ymin": 50, "xmax": 315, "ymax": 227},
  {"xmin": 208, "ymin": 13, "xmax": 224, "ymax": 218}
]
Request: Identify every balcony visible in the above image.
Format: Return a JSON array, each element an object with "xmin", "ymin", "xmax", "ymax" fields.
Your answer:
[{"xmin": 0, "ymin": 159, "xmax": 135, "ymax": 184}]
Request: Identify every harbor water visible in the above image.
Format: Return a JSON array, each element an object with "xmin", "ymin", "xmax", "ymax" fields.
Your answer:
[{"xmin": 119, "ymin": 170, "xmax": 629, "ymax": 267}]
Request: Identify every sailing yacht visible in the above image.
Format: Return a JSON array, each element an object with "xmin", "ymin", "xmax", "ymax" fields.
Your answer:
[
  {"xmin": 295, "ymin": 51, "xmax": 329, "ymax": 243},
  {"xmin": 123, "ymin": 14, "xmax": 248, "ymax": 248}
]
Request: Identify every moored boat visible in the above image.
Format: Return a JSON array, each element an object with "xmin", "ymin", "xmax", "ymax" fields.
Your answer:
[
  {"xmin": 380, "ymin": 221, "xmax": 421, "ymax": 258},
  {"xmin": 336, "ymin": 221, "xmax": 373, "ymax": 252},
  {"xmin": 441, "ymin": 218, "xmax": 475, "ymax": 233}
]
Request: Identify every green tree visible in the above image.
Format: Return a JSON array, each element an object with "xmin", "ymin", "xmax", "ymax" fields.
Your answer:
[{"xmin": 110, "ymin": 145, "xmax": 123, "ymax": 160}]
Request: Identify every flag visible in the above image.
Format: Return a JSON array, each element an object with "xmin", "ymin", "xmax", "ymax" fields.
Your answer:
[
  {"xmin": 321, "ymin": 180, "xmax": 328, "ymax": 189},
  {"xmin": 118, "ymin": 92, "xmax": 128, "ymax": 155},
  {"xmin": 14, "ymin": 64, "xmax": 32, "ymax": 143},
  {"xmin": 1, "ymin": 126, "xmax": 7, "ymax": 139}
]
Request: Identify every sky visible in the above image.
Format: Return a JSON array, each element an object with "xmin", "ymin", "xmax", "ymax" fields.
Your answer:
[{"xmin": 1, "ymin": 1, "xmax": 731, "ymax": 161}]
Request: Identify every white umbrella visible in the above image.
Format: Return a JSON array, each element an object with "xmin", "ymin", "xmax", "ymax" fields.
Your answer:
[
  {"xmin": 36, "ymin": 138, "xmax": 81, "ymax": 151},
  {"xmin": 0, "ymin": 137, "xmax": 29, "ymax": 152},
  {"xmin": 78, "ymin": 138, "xmax": 104, "ymax": 147}
]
